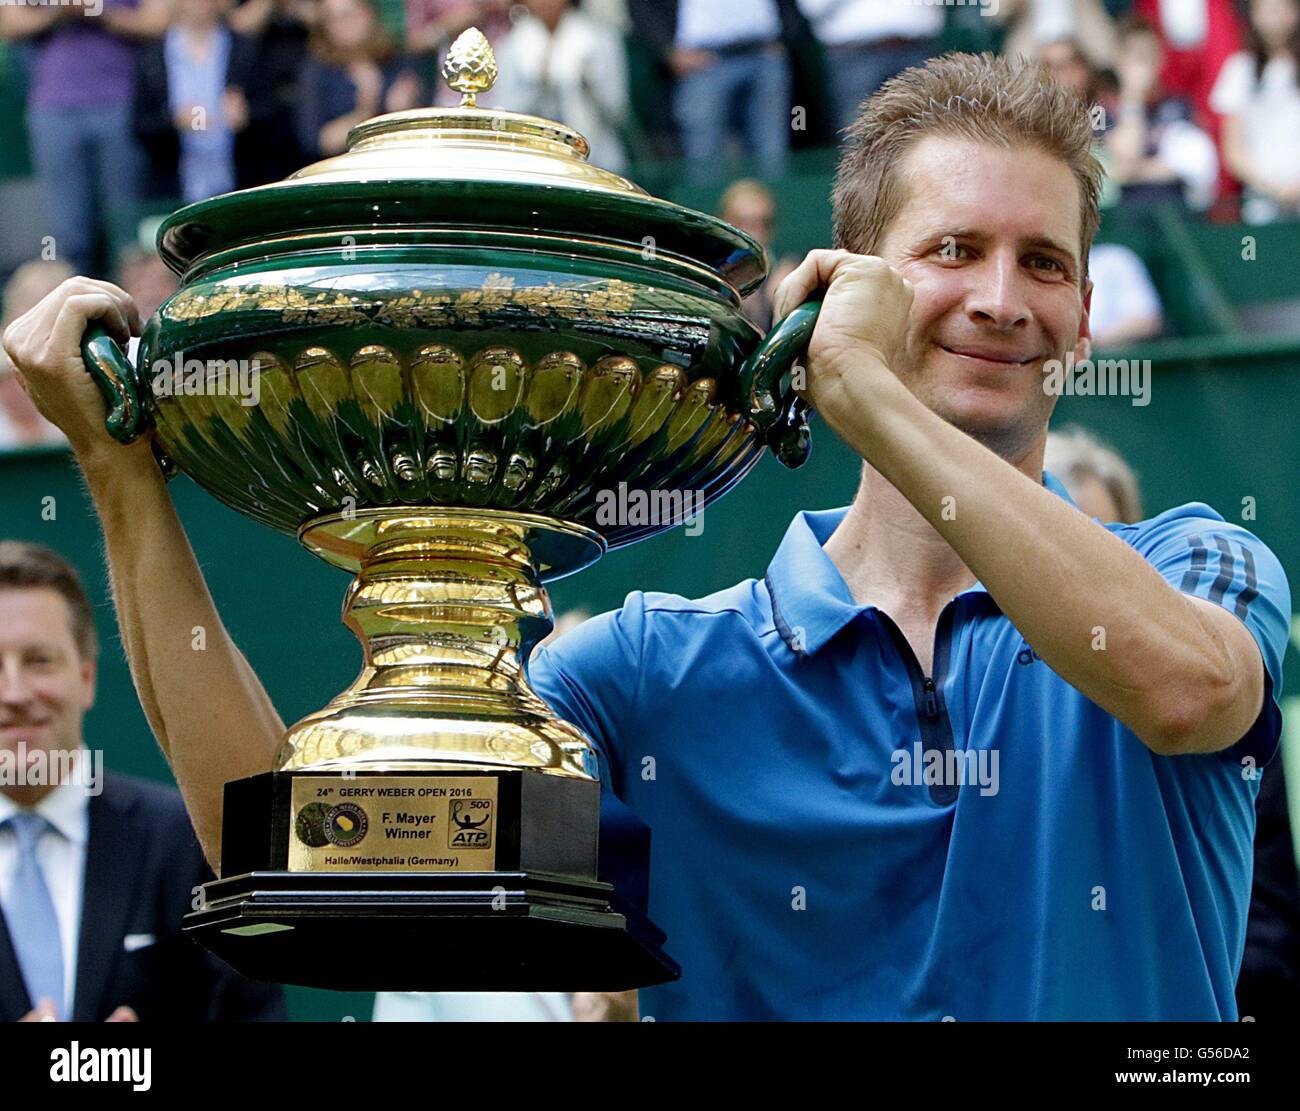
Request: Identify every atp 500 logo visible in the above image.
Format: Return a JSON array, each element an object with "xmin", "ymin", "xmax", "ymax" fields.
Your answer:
[{"xmin": 449, "ymin": 798, "xmax": 493, "ymax": 849}]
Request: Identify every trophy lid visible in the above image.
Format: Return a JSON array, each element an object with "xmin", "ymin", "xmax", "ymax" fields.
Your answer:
[
  {"xmin": 156, "ymin": 28, "xmax": 765, "ymax": 292},
  {"xmin": 286, "ymin": 28, "xmax": 642, "ymax": 197}
]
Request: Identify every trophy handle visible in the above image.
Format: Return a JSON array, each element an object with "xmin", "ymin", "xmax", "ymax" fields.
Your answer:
[
  {"xmin": 740, "ymin": 297, "xmax": 821, "ymax": 469},
  {"xmin": 80, "ymin": 325, "xmax": 176, "ymax": 478},
  {"xmin": 81, "ymin": 324, "xmax": 150, "ymax": 444}
]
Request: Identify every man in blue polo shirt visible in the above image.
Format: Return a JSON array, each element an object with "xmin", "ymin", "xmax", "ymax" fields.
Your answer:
[{"xmin": 528, "ymin": 53, "xmax": 1292, "ymax": 1020}]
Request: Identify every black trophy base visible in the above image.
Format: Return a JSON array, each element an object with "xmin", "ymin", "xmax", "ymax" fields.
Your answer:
[
  {"xmin": 185, "ymin": 869, "xmax": 678, "ymax": 991},
  {"xmin": 184, "ymin": 770, "xmax": 680, "ymax": 991}
]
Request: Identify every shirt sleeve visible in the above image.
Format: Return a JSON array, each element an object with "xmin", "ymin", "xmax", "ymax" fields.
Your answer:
[
  {"xmin": 1209, "ymin": 51, "xmax": 1252, "ymax": 118},
  {"xmin": 1111, "ymin": 247, "xmax": 1162, "ymax": 323},
  {"xmin": 1157, "ymin": 119, "xmax": 1220, "ymax": 210},
  {"xmin": 526, "ymin": 591, "xmax": 648, "ymax": 794},
  {"xmin": 1128, "ymin": 505, "xmax": 1292, "ymax": 765}
]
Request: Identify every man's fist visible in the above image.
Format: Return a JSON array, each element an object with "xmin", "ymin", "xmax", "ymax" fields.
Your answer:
[
  {"xmin": 1, "ymin": 276, "xmax": 150, "ymax": 464},
  {"xmin": 771, "ymin": 250, "xmax": 914, "ymax": 438},
  {"xmin": 773, "ymin": 249, "xmax": 914, "ymax": 377}
]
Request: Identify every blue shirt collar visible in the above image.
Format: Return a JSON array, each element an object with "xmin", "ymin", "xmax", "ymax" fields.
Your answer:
[{"xmin": 765, "ymin": 470, "xmax": 1078, "ymax": 656}]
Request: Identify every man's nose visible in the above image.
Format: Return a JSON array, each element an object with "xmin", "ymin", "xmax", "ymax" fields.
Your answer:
[
  {"xmin": 0, "ymin": 656, "xmax": 35, "ymax": 705},
  {"xmin": 966, "ymin": 254, "xmax": 1031, "ymax": 330}
]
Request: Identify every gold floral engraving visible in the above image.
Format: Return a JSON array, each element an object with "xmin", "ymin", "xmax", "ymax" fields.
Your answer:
[{"xmin": 163, "ymin": 273, "xmax": 639, "ymax": 327}]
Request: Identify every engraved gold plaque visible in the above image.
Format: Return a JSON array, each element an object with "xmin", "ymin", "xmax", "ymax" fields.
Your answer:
[{"xmin": 288, "ymin": 775, "xmax": 499, "ymax": 873}]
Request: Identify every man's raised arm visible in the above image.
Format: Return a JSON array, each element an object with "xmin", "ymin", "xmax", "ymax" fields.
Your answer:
[{"xmin": 2, "ymin": 278, "xmax": 284, "ymax": 869}]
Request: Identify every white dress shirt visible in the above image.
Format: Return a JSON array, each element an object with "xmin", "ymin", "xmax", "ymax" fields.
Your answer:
[
  {"xmin": 0, "ymin": 777, "xmax": 90, "ymax": 1017},
  {"xmin": 372, "ymin": 991, "xmax": 574, "ymax": 1022},
  {"xmin": 1086, "ymin": 243, "xmax": 1163, "ymax": 345},
  {"xmin": 674, "ymin": 0, "xmax": 782, "ymax": 51},
  {"xmin": 795, "ymin": 0, "xmax": 942, "ymax": 47}
]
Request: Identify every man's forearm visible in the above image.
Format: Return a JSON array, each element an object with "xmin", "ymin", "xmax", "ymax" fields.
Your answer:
[
  {"xmin": 833, "ymin": 366, "xmax": 1258, "ymax": 753},
  {"xmin": 79, "ymin": 441, "xmax": 285, "ymax": 868}
]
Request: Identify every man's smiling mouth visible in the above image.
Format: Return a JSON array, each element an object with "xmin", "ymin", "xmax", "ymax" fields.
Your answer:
[{"xmin": 940, "ymin": 345, "xmax": 1040, "ymax": 365}]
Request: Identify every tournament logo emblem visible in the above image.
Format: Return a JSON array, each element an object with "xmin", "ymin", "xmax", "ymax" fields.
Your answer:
[
  {"xmin": 323, "ymin": 802, "xmax": 369, "ymax": 847},
  {"xmin": 293, "ymin": 802, "xmax": 330, "ymax": 847},
  {"xmin": 449, "ymin": 798, "xmax": 493, "ymax": 849}
]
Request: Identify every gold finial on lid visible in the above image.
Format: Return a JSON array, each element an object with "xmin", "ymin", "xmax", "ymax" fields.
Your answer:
[{"xmin": 442, "ymin": 27, "xmax": 498, "ymax": 108}]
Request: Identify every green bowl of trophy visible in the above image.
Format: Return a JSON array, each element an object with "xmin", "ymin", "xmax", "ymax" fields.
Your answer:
[{"xmin": 81, "ymin": 29, "xmax": 818, "ymax": 990}]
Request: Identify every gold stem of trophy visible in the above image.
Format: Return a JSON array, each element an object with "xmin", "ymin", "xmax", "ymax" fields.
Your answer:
[{"xmin": 278, "ymin": 509, "xmax": 604, "ymax": 781}]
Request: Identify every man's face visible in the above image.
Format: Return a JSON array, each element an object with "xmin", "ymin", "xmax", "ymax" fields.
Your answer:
[
  {"xmin": 724, "ymin": 193, "xmax": 776, "ymax": 248},
  {"xmin": 1041, "ymin": 41, "xmax": 1091, "ymax": 95},
  {"xmin": 1069, "ymin": 475, "xmax": 1122, "ymax": 522},
  {"xmin": 1118, "ymin": 31, "xmax": 1162, "ymax": 87},
  {"xmin": 0, "ymin": 588, "xmax": 95, "ymax": 764},
  {"xmin": 1253, "ymin": 0, "xmax": 1300, "ymax": 47},
  {"xmin": 875, "ymin": 136, "xmax": 1091, "ymax": 459},
  {"xmin": 322, "ymin": 0, "xmax": 373, "ymax": 50}
]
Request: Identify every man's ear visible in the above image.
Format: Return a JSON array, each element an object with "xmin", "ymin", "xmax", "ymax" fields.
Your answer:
[{"xmin": 1076, "ymin": 277, "xmax": 1094, "ymax": 363}]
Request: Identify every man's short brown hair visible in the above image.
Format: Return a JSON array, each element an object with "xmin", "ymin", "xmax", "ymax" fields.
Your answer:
[
  {"xmin": 832, "ymin": 52, "xmax": 1104, "ymax": 284},
  {"xmin": 0, "ymin": 541, "xmax": 98, "ymax": 660}
]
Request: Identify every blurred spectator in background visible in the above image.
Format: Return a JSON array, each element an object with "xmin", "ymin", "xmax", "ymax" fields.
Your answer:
[
  {"xmin": 229, "ymin": 0, "xmax": 317, "ymax": 34},
  {"xmin": 406, "ymin": 0, "xmax": 512, "ymax": 103},
  {"xmin": 0, "ymin": 262, "xmax": 72, "ymax": 452},
  {"xmin": 223, "ymin": 0, "xmax": 316, "ymax": 186},
  {"xmin": 297, "ymin": 0, "xmax": 423, "ymax": 160},
  {"xmin": 1136, "ymin": 0, "xmax": 1242, "ymax": 126},
  {"xmin": 1039, "ymin": 35, "xmax": 1102, "ymax": 100},
  {"xmin": 996, "ymin": 0, "xmax": 1117, "ymax": 70},
  {"xmin": 1086, "ymin": 241, "xmax": 1164, "ymax": 347},
  {"xmin": 493, "ymin": 0, "xmax": 629, "ymax": 172},
  {"xmin": 0, "ymin": 542, "xmax": 286, "ymax": 1021},
  {"xmin": 135, "ymin": 0, "xmax": 250, "ymax": 204},
  {"xmin": 666, "ymin": 0, "xmax": 790, "ymax": 184},
  {"xmin": 1103, "ymin": 15, "xmax": 1219, "ymax": 211},
  {"xmin": 0, "ymin": 0, "xmax": 171, "ymax": 277},
  {"xmin": 1211, "ymin": 0, "xmax": 1300, "ymax": 224},
  {"xmin": 719, "ymin": 179, "xmax": 796, "ymax": 331},
  {"xmin": 115, "ymin": 245, "xmax": 180, "ymax": 322},
  {"xmin": 1044, "ymin": 425, "xmax": 1143, "ymax": 524},
  {"xmin": 795, "ymin": 0, "xmax": 942, "ymax": 132}
]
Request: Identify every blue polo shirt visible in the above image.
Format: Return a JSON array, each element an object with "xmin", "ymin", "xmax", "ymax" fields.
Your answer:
[{"xmin": 529, "ymin": 473, "xmax": 1291, "ymax": 1020}]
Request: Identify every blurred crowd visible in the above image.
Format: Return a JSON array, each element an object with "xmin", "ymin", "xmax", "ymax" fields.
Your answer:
[{"xmin": 0, "ymin": 0, "xmax": 1298, "ymax": 449}]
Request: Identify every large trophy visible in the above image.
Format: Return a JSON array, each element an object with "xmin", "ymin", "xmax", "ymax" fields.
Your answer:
[{"xmin": 81, "ymin": 30, "xmax": 817, "ymax": 990}]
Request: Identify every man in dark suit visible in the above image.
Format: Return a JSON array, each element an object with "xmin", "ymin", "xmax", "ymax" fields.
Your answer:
[{"xmin": 0, "ymin": 540, "xmax": 284, "ymax": 1022}]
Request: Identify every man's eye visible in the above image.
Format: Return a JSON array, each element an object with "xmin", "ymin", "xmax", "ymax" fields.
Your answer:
[
  {"xmin": 1028, "ymin": 255, "xmax": 1064, "ymax": 273},
  {"xmin": 935, "ymin": 241, "xmax": 970, "ymax": 260}
]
